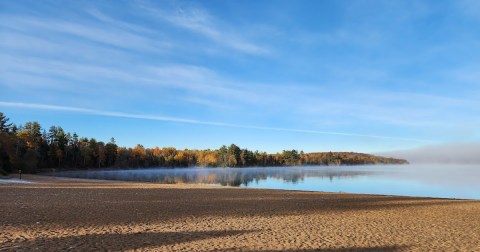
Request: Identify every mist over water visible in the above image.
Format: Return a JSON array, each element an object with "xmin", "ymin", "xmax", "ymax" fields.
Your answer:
[
  {"xmin": 380, "ymin": 142, "xmax": 480, "ymax": 164},
  {"xmin": 48, "ymin": 164, "xmax": 480, "ymax": 200}
]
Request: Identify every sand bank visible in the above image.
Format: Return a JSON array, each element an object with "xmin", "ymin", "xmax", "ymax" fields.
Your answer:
[{"xmin": 1, "ymin": 175, "xmax": 479, "ymax": 251}]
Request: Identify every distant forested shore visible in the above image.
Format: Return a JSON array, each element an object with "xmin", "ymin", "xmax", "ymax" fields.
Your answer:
[{"xmin": 0, "ymin": 112, "xmax": 408, "ymax": 175}]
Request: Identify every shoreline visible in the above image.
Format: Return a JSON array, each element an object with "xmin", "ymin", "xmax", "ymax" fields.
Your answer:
[
  {"xmin": 1, "ymin": 175, "xmax": 480, "ymax": 251},
  {"xmin": 16, "ymin": 172, "xmax": 480, "ymax": 201}
]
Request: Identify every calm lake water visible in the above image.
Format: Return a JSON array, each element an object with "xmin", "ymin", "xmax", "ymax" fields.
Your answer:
[{"xmin": 47, "ymin": 164, "xmax": 480, "ymax": 200}]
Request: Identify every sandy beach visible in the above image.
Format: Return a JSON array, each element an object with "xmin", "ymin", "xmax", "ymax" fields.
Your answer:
[{"xmin": 1, "ymin": 175, "xmax": 479, "ymax": 251}]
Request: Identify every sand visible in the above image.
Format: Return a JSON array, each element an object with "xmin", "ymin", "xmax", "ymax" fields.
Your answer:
[{"xmin": 1, "ymin": 175, "xmax": 479, "ymax": 251}]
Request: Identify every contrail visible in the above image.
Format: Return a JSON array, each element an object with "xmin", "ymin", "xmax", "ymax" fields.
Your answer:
[{"xmin": 0, "ymin": 101, "xmax": 435, "ymax": 143}]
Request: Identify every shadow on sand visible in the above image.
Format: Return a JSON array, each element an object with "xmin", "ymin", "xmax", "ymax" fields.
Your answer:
[
  {"xmin": 0, "ymin": 230, "xmax": 254, "ymax": 251},
  {"xmin": 2, "ymin": 186, "xmax": 475, "ymax": 226}
]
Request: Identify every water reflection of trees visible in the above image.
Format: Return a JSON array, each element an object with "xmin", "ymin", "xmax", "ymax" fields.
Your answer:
[{"xmin": 50, "ymin": 168, "xmax": 372, "ymax": 187}]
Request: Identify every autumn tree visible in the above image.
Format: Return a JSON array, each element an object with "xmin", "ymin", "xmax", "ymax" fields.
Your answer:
[
  {"xmin": 281, "ymin": 150, "xmax": 299, "ymax": 166},
  {"xmin": 132, "ymin": 144, "xmax": 146, "ymax": 167},
  {"xmin": 162, "ymin": 147, "xmax": 177, "ymax": 167}
]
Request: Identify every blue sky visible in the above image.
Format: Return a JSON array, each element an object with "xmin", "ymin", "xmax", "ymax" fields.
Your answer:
[{"xmin": 1, "ymin": 0, "xmax": 480, "ymax": 153}]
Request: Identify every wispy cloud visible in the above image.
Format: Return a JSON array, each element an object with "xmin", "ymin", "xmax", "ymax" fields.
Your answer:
[
  {"xmin": 0, "ymin": 51, "xmax": 258, "ymax": 108},
  {"xmin": 291, "ymin": 87, "xmax": 480, "ymax": 129},
  {"xmin": 86, "ymin": 8, "xmax": 155, "ymax": 34},
  {"xmin": 139, "ymin": 2, "xmax": 270, "ymax": 55},
  {"xmin": 0, "ymin": 101, "xmax": 435, "ymax": 143},
  {"xmin": 0, "ymin": 15, "xmax": 169, "ymax": 53},
  {"xmin": 3, "ymin": 50, "xmax": 477, "ymax": 130}
]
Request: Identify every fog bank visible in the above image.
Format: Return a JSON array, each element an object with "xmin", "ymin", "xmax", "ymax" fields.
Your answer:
[{"xmin": 379, "ymin": 142, "xmax": 480, "ymax": 164}]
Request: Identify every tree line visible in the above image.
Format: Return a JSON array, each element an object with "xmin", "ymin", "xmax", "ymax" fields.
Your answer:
[{"xmin": 0, "ymin": 112, "xmax": 407, "ymax": 175}]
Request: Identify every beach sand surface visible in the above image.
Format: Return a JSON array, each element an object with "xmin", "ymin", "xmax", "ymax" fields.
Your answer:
[{"xmin": 1, "ymin": 175, "xmax": 479, "ymax": 251}]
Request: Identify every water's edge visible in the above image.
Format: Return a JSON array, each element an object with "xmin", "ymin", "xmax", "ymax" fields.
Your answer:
[{"xmin": 44, "ymin": 164, "xmax": 480, "ymax": 200}]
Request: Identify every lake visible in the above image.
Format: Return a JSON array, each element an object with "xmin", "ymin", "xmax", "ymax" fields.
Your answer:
[{"xmin": 47, "ymin": 164, "xmax": 480, "ymax": 200}]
